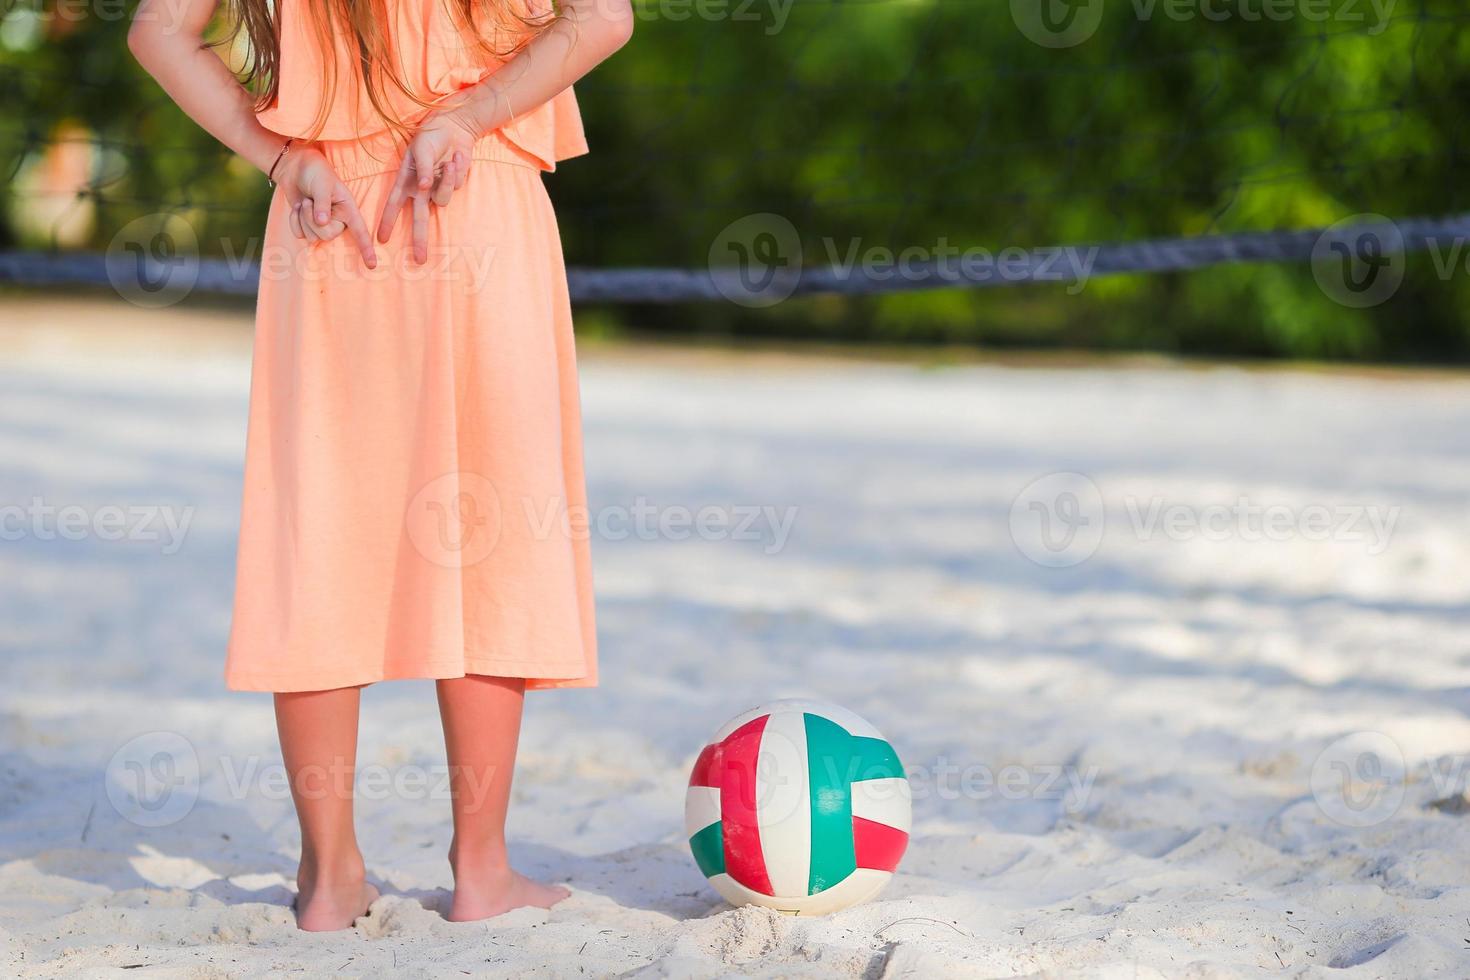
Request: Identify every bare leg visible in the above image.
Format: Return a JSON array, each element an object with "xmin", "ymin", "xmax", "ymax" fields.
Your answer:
[
  {"xmin": 437, "ymin": 674, "xmax": 570, "ymax": 921},
  {"xmin": 275, "ymin": 686, "xmax": 379, "ymax": 931}
]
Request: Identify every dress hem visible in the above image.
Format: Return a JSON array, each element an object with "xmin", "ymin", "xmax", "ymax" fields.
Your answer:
[{"xmin": 225, "ymin": 655, "xmax": 597, "ymax": 693}]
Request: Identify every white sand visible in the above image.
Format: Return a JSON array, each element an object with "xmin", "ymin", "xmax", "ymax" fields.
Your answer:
[{"xmin": 3, "ymin": 294, "xmax": 1470, "ymax": 977}]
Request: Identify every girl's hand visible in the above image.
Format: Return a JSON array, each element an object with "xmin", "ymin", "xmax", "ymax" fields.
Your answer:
[
  {"xmin": 277, "ymin": 144, "xmax": 378, "ymax": 268},
  {"xmin": 375, "ymin": 108, "xmax": 476, "ymax": 265}
]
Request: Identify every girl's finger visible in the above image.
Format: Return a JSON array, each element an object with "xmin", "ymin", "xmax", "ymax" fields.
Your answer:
[
  {"xmin": 453, "ymin": 151, "xmax": 468, "ymax": 190},
  {"xmin": 303, "ymin": 171, "xmax": 336, "ymax": 227},
  {"xmin": 432, "ymin": 159, "xmax": 455, "ymax": 208},
  {"xmin": 288, "ymin": 203, "xmax": 304, "ymax": 240},
  {"xmin": 335, "ymin": 185, "xmax": 378, "ymax": 268},
  {"xmin": 309, "ymin": 200, "xmax": 338, "ymax": 240},
  {"xmin": 300, "ymin": 207, "xmax": 319, "ymax": 241},
  {"xmin": 412, "ymin": 143, "xmax": 437, "ymax": 192},
  {"xmin": 300, "ymin": 203, "xmax": 325, "ymax": 241},
  {"xmin": 311, "ymin": 219, "xmax": 348, "ymax": 242},
  {"xmin": 376, "ymin": 160, "xmax": 413, "ymax": 243},
  {"xmin": 412, "ymin": 191, "xmax": 429, "ymax": 265}
]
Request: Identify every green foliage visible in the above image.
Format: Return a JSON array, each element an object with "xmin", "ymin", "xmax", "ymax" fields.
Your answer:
[{"xmin": 3, "ymin": 0, "xmax": 1467, "ymax": 360}]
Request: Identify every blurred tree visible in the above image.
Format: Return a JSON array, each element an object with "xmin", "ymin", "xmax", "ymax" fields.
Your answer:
[{"xmin": 3, "ymin": 0, "xmax": 1468, "ymax": 360}]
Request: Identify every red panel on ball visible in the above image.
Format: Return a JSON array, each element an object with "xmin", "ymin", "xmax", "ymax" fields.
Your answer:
[
  {"xmin": 718, "ymin": 715, "xmax": 774, "ymax": 895},
  {"xmin": 689, "ymin": 742, "xmax": 721, "ymax": 788},
  {"xmin": 852, "ymin": 815, "xmax": 908, "ymax": 873}
]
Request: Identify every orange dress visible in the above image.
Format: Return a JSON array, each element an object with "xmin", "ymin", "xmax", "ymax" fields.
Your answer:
[{"xmin": 224, "ymin": 0, "xmax": 597, "ymax": 692}]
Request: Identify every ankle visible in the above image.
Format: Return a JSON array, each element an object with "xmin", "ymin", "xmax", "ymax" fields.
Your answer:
[
  {"xmin": 298, "ymin": 848, "xmax": 366, "ymax": 886},
  {"xmin": 448, "ymin": 838, "xmax": 509, "ymax": 874}
]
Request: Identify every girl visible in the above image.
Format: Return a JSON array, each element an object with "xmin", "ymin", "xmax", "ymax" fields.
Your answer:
[{"xmin": 129, "ymin": 0, "xmax": 632, "ymax": 931}]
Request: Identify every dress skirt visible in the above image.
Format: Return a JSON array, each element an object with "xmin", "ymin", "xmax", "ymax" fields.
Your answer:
[{"xmin": 225, "ymin": 129, "xmax": 597, "ymax": 692}]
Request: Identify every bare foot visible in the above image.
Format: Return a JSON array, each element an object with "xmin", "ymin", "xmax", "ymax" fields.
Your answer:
[
  {"xmin": 447, "ymin": 863, "xmax": 570, "ymax": 922},
  {"xmin": 294, "ymin": 868, "xmax": 380, "ymax": 932}
]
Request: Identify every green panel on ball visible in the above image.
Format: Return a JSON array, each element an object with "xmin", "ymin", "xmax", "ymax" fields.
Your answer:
[
  {"xmin": 689, "ymin": 820, "xmax": 725, "ymax": 878},
  {"xmin": 804, "ymin": 713, "xmax": 858, "ymax": 895},
  {"xmin": 851, "ymin": 736, "xmax": 904, "ymax": 781}
]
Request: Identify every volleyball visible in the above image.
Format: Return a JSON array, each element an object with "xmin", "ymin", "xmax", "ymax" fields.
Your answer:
[{"xmin": 684, "ymin": 699, "xmax": 911, "ymax": 915}]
